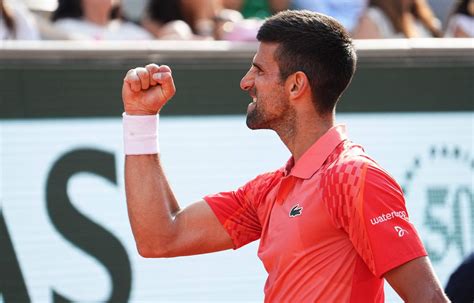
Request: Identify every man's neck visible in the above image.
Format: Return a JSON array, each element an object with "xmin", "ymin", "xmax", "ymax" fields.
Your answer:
[{"xmin": 277, "ymin": 112, "xmax": 334, "ymax": 162}]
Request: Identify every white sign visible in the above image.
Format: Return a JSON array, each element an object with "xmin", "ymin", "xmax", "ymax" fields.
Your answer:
[{"xmin": 1, "ymin": 113, "xmax": 472, "ymax": 302}]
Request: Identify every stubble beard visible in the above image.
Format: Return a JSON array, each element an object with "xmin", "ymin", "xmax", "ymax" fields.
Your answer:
[
  {"xmin": 246, "ymin": 92, "xmax": 292, "ymax": 132},
  {"xmin": 246, "ymin": 101, "xmax": 267, "ymax": 130}
]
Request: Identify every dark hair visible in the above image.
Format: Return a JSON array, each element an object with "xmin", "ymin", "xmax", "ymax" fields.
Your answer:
[
  {"xmin": 147, "ymin": 0, "xmax": 184, "ymax": 24},
  {"xmin": 257, "ymin": 10, "xmax": 357, "ymax": 114},
  {"xmin": 51, "ymin": 0, "xmax": 121, "ymax": 22},
  {"xmin": 454, "ymin": 0, "xmax": 472, "ymax": 16}
]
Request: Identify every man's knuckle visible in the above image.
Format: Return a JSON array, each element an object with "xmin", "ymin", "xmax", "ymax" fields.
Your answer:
[{"xmin": 146, "ymin": 63, "xmax": 158, "ymax": 69}]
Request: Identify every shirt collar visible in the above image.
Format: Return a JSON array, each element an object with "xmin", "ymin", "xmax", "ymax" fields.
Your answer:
[{"xmin": 284, "ymin": 124, "xmax": 348, "ymax": 179}]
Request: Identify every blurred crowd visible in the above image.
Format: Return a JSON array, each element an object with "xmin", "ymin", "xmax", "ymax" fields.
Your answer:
[{"xmin": 1, "ymin": 0, "xmax": 473, "ymax": 41}]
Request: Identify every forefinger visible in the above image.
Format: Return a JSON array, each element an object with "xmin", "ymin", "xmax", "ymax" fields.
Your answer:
[{"xmin": 124, "ymin": 69, "xmax": 141, "ymax": 92}]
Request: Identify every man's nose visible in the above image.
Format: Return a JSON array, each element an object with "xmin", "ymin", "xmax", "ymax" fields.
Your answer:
[{"xmin": 240, "ymin": 70, "xmax": 254, "ymax": 91}]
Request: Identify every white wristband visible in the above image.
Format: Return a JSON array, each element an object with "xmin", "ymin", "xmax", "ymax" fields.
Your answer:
[{"xmin": 122, "ymin": 113, "xmax": 159, "ymax": 155}]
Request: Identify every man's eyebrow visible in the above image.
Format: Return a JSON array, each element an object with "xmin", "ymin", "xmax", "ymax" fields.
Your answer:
[{"xmin": 252, "ymin": 62, "xmax": 263, "ymax": 70}]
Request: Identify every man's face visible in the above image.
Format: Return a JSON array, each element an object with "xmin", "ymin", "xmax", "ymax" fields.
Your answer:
[{"xmin": 240, "ymin": 43, "xmax": 291, "ymax": 131}]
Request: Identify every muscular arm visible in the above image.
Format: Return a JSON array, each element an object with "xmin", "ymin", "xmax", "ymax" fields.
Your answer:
[
  {"xmin": 385, "ymin": 256, "xmax": 450, "ymax": 303},
  {"xmin": 123, "ymin": 64, "xmax": 233, "ymax": 258}
]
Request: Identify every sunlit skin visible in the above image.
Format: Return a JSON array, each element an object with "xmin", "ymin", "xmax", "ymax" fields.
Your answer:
[
  {"xmin": 240, "ymin": 42, "xmax": 306, "ymax": 159},
  {"xmin": 240, "ymin": 43, "xmax": 293, "ymax": 133},
  {"xmin": 239, "ymin": 42, "xmax": 334, "ymax": 162}
]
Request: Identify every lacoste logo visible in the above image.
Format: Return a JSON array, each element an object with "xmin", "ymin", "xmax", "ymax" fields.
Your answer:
[
  {"xmin": 394, "ymin": 226, "xmax": 409, "ymax": 237},
  {"xmin": 289, "ymin": 204, "xmax": 303, "ymax": 217}
]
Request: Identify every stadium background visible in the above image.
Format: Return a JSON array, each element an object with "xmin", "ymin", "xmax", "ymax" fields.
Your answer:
[{"xmin": 0, "ymin": 36, "xmax": 473, "ymax": 303}]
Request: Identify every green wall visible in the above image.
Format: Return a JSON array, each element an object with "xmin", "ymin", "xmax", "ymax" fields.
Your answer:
[{"xmin": 0, "ymin": 41, "xmax": 472, "ymax": 118}]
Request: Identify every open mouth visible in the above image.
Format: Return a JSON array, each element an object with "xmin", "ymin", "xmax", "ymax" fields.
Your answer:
[
  {"xmin": 249, "ymin": 89, "xmax": 257, "ymax": 103},
  {"xmin": 247, "ymin": 97, "xmax": 257, "ymax": 111}
]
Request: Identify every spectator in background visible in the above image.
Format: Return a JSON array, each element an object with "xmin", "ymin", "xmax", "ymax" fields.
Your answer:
[
  {"xmin": 445, "ymin": 252, "xmax": 474, "ymax": 302},
  {"xmin": 353, "ymin": 0, "xmax": 442, "ymax": 39},
  {"xmin": 142, "ymin": 0, "xmax": 219, "ymax": 39},
  {"xmin": 353, "ymin": 0, "xmax": 443, "ymax": 38},
  {"xmin": 428, "ymin": 0, "xmax": 456, "ymax": 27},
  {"xmin": 51, "ymin": 0, "xmax": 153, "ymax": 40},
  {"xmin": 290, "ymin": 0, "xmax": 367, "ymax": 33},
  {"xmin": 445, "ymin": 0, "xmax": 474, "ymax": 37},
  {"xmin": 221, "ymin": 0, "xmax": 289, "ymax": 19},
  {"xmin": 216, "ymin": 0, "xmax": 288, "ymax": 41},
  {"xmin": 0, "ymin": 0, "xmax": 40, "ymax": 40}
]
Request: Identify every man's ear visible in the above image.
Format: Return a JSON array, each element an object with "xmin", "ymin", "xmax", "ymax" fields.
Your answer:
[{"xmin": 287, "ymin": 71, "xmax": 310, "ymax": 100}]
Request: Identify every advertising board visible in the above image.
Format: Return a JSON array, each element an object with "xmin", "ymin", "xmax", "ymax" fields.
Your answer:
[{"xmin": 1, "ymin": 113, "xmax": 472, "ymax": 302}]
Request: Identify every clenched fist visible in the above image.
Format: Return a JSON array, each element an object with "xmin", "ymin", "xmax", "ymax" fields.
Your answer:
[{"xmin": 122, "ymin": 64, "xmax": 176, "ymax": 115}]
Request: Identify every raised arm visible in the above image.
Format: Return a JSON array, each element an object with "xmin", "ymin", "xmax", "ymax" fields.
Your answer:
[{"xmin": 122, "ymin": 64, "xmax": 233, "ymax": 258}]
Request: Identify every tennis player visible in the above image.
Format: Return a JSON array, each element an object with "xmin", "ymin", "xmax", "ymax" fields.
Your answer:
[{"xmin": 122, "ymin": 10, "xmax": 450, "ymax": 302}]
